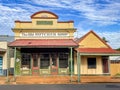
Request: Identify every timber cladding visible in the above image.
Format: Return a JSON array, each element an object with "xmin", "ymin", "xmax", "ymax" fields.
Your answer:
[{"xmin": 110, "ymin": 60, "xmax": 120, "ymax": 76}]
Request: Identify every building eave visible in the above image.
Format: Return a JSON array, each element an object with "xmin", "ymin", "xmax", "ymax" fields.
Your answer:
[
  {"xmin": 79, "ymin": 53, "xmax": 120, "ymax": 56},
  {"xmin": 12, "ymin": 28, "xmax": 77, "ymax": 31}
]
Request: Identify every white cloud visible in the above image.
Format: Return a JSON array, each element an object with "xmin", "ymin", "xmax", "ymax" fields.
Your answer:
[
  {"xmin": 98, "ymin": 31, "xmax": 120, "ymax": 49},
  {"xmin": 28, "ymin": 0, "xmax": 120, "ymax": 25},
  {"xmin": 76, "ymin": 30, "xmax": 120, "ymax": 49},
  {"xmin": 0, "ymin": 0, "xmax": 120, "ymax": 48}
]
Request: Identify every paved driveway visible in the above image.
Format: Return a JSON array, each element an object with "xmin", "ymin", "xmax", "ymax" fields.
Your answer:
[{"xmin": 0, "ymin": 83, "xmax": 120, "ymax": 90}]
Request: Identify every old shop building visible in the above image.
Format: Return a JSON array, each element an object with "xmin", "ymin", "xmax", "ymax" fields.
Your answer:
[
  {"xmin": 7, "ymin": 11, "xmax": 118, "ymax": 78},
  {"xmin": 8, "ymin": 11, "xmax": 77, "ymax": 76}
]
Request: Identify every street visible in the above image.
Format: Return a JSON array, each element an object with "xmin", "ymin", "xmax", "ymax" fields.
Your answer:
[{"xmin": 0, "ymin": 83, "xmax": 120, "ymax": 90}]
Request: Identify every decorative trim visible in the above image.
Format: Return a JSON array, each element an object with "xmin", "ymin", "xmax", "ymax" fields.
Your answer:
[
  {"xmin": 32, "ymin": 17, "xmax": 57, "ymax": 19},
  {"xmin": 31, "ymin": 11, "xmax": 58, "ymax": 19},
  {"xmin": 58, "ymin": 21, "xmax": 74, "ymax": 23},
  {"xmin": 12, "ymin": 28, "xmax": 77, "ymax": 31},
  {"xmin": 15, "ymin": 21, "xmax": 32, "ymax": 23}
]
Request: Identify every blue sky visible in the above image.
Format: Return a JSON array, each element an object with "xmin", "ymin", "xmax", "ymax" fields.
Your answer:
[{"xmin": 0, "ymin": 0, "xmax": 120, "ymax": 49}]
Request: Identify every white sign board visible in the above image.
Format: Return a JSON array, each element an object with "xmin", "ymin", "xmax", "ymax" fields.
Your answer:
[{"xmin": 20, "ymin": 32, "xmax": 69, "ymax": 37}]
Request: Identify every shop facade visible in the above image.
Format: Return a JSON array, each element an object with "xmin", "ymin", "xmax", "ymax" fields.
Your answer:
[{"xmin": 9, "ymin": 11, "xmax": 78, "ymax": 76}]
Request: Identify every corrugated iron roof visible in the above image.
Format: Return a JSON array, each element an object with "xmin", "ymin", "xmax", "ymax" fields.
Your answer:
[
  {"xmin": 8, "ymin": 39, "xmax": 78, "ymax": 47},
  {"xmin": 0, "ymin": 48, "xmax": 6, "ymax": 52},
  {"xmin": 77, "ymin": 48, "xmax": 116, "ymax": 53}
]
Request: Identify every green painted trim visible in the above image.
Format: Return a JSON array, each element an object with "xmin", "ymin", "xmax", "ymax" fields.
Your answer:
[
  {"xmin": 15, "ymin": 49, "xmax": 21, "ymax": 75},
  {"xmin": 14, "ymin": 47, "xmax": 16, "ymax": 81},
  {"xmin": 70, "ymin": 47, "xmax": 73, "ymax": 82},
  {"xmin": 79, "ymin": 52, "xmax": 81, "ymax": 82},
  {"xmin": 77, "ymin": 52, "xmax": 81, "ymax": 82},
  {"xmin": 6, "ymin": 47, "xmax": 10, "ymax": 82},
  {"xmin": 21, "ymin": 69, "xmax": 31, "ymax": 75},
  {"xmin": 36, "ymin": 21, "xmax": 53, "ymax": 25},
  {"xmin": 80, "ymin": 74, "xmax": 110, "ymax": 76},
  {"xmin": 59, "ymin": 68, "xmax": 69, "ymax": 74},
  {"xmin": 40, "ymin": 69, "xmax": 50, "ymax": 75}
]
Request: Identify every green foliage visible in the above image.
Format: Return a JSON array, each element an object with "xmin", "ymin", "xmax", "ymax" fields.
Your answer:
[
  {"xmin": 102, "ymin": 37, "xmax": 109, "ymax": 43},
  {"xmin": 15, "ymin": 49, "xmax": 21, "ymax": 75},
  {"xmin": 116, "ymin": 48, "xmax": 120, "ymax": 51},
  {"xmin": 115, "ymin": 73, "xmax": 120, "ymax": 76}
]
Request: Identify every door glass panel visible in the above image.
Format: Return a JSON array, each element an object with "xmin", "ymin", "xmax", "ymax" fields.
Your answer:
[
  {"xmin": 51, "ymin": 54, "xmax": 57, "ymax": 66},
  {"xmin": 33, "ymin": 54, "xmax": 38, "ymax": 67}
]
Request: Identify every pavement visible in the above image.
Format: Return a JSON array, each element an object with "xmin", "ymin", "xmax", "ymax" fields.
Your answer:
[
  {"xmin": 0, "ymin": 83, "xmax": 120, "ymax": 90},
  {"xmin": 0, "ymin": 76, "xmax": 120, "ymax": 85}
]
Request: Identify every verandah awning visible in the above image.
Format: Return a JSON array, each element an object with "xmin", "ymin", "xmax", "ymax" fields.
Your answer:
[
  {"xmin": 0, "ymin": 48, "xmax": 6, "ymax": 52},
  {"xmin": 8, "ymin": 39, "xmax": 78, "ymax": 48},
  {"xmin": 77, "ymin": 48, "xmax": 120, "ymax": 56}
]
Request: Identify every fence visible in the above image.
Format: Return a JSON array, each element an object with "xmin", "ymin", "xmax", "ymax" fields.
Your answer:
[{"xmin": 110, "ymin": 60, "xmax": 120, "ymax": 76}]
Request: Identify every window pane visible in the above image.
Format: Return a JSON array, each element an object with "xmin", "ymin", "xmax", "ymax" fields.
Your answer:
[
  {"xmin": 21, "ymin": 53, "xmax": 31, "ymax": 69},
  {"xmin": 87, "ymin": 58, "xmax": 96, "ymax": 69},
  {"xmin": 40, "ymin": 54, "xmax": 50, "ymax": 69},
  {"xmin": 59, "ymin": 53, "xmax": 68, "ymax": 68}
]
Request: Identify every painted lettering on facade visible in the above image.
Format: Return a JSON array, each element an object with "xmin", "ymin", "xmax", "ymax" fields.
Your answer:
[{"xmin": 20, "ymin": 32, "xmax": 69, "ymax": 37}]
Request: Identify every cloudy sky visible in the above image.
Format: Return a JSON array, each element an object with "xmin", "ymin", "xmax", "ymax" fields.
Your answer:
[{"xmin": 0, "ymin": 0, "xmax": 120, "ymax": 49}]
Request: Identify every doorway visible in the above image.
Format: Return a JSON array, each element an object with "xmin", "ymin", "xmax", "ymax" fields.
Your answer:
[
  {"xmin": 51, "ymin": 53, "xmax": 58, "ymax": 75},
  {"xmin": 102, "ymin": 56, "xmax": 109, "ymax": 73},
  {"xmin": 32, "ymin": 54, "xmax": 39, "ymax": 75}
]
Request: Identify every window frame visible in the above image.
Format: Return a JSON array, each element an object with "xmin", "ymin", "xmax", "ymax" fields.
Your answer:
[
  {"xmin": 59, "ymin": 53, "xmax": 69, "ymax": 68},
  {"xmin": 87, "ymin": 58, "xmax": 96, "ymax": 69}
]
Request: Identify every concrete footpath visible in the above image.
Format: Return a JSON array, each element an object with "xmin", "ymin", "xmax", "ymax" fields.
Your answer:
[{"xmin": 0, "ymin": 76, "xmax": 120, "ymax": 85}]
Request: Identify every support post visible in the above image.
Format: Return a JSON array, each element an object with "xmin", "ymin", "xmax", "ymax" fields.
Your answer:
[
  {"xmin": 70, "ymin": 47, "xmax": 73, "ymax": 82},
  {"xmin": 6, "ymin": 47, "xmax": 10, "ymax": 82},
  {"xmin": 108, "ymin": 57, "xmax": 110, "ymax": 74},
  {"xmin": 77, "ymin": 52, "xmax": 81, "ymax": 82},
  {"xmin": 14, "ymin": 47, "xmax": 16, "ymax": 81}
]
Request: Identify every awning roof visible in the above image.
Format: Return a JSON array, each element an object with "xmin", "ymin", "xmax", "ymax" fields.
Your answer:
[
  {"xmin": 76, "ymin": 48, "xmax": 119, "ymax": 55},
  {"xmin": 8, "ymin": 39, "xmax": 78, "ymax": 48},
  {"xmin": 0, "ymin": 48, "xmax": 6, "ymax": 52}
]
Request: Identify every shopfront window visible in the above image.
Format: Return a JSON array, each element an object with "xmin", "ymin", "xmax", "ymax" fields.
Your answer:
[
  {"xmin": 40, "ymin": 54, "xmax": 50, "ymax": 69},
  {"xmin": 21, "ymin": 53, "xmax": 31, "ymax": 69},
  {"xmin": 59, "ymin": 53, "xmax": 68, "ymax": 68}
]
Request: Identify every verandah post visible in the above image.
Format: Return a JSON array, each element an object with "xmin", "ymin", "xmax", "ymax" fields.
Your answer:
[
  {"xmin": 70, "ymin": 47, "xmax": 73, "ymax": 82},
  {"xmin": 108, "ymin": 57, "xmax": 111, "ymax": 74},
  {"xmin": 77, "ymin": 52, "xmax": 81, "ymax": 82},
  {"xmin": 14, "ymin": 47, "xmax": 16, "ymax": 81},
  {"xmin": 6, "ymin": 47, "xmax": 10, "ymax": 82}
]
